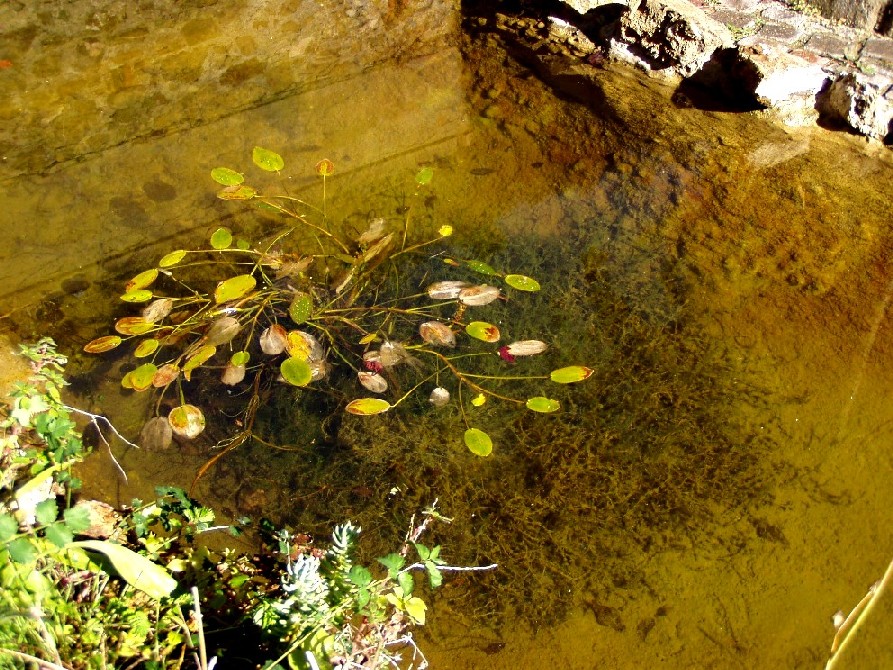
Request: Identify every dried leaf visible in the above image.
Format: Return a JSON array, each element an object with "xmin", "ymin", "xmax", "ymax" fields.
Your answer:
[
  {"xmin": 358, "ymin": 371, "xmax": 388, "ymax": 393},
  {"xmin": 458, "ymin": 284, "xmax": 500, "ymax": 306},
  {"xmin": 419, "ymin": 321, "xmax": 456, "ymax": 348}
]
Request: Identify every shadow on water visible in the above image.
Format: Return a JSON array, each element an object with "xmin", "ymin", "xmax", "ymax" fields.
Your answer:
[{"xmin": 4, "ymin": 7, "xmax": 893, "ymax": 669}]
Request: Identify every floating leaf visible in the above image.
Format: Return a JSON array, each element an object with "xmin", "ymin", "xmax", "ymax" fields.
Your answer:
[
  {"xmin": 236, "ymin": 238, "xmax": 251, "ymax": 250},
  {"xmin": 258, "ymin": 324, "xmax": 288, "ymax": 355},
  {"xmin": 358, "ymin": 371, "xmax": 388, "ymax": 393},
  {"xmin": 438, "ymin": 225, "xmax": 453, "ymax": 237},
  {"xmin": 550, "ymin": 365, "xmax": 594, "ymax": 384},
  {"xmin": 140, "ymin": 417, "xmax": 172, "ymax": 451},
  {"xmin": 126, "ymin": 269, "xmax": 159, "ymax": 292},
  {"xmin": 465, "ymin": 260, "xmax": 500, "ymax": 276},
  {"xmin": 526, "ymin": 397, "xmax": 560, "ymax": 413},
  {"xmin": 120, "ymin": 372, "xmax": 134, "ymax": 389},
  {"xmin": 358, "ymin": 333, "xmax": 378, "ymax": 345},
  {"xmin": 214, "ymin": 274, "xmax": 256, "ymax": 303},
  {"xmin": 69, "ymin": 540, "xmax": 177, "ymax": 599},
  {"xmin": 210, "ymin": 167, "xmax": 244, "ymax": 186},
  {"xmin": 134, "ymin": 339, "xmax": 160, "ymax": 358},
  {"xmin": 152, "ymin": 363, "xmax": 180, "ymax": 388},
  {"xmin": 120, "ymin": 289, "xmax": 153, "ymax": 303},
  {"xmin": 429, "ymin": 387, "xmax": 450, "ymax": 407},
  {"xmin": 221, "ymin": 363, "xmax": 246, "ymax": 386},
  {"xmin": 464, "ymin": 428, "xmax": 493, "ymax": 456},
  {"xmin": 419, "ymin": 321, "xmax": 456, "ymax": 347},
  {"xmin": 289, "ymin": 292, "xmax": 313, "ymax": 325},
  {"xmin": 84, "ymin": 335, "xmax": 122, "ymax": 354},
  {"xmin": 286, "ymin": 331, "xmax": 311, "ymax": 360},
  {"xmin": 346, "ymin": 398, "xmax": 391, "ymax": 416},
  {"xmin": 142, "ymin": 298, "xmax": 173, "ymax": 323},
  {"xmin": 427, "ymin": 280, "xmax": 470, "ymax": 300},
  {"xmin": 205, "ymin": 316, "xmax": 241, "ymax": 345},
  {"xmin": 115, "ymin": 317, "xmax": 154, "ymax": 335},
  {"xmin": 230, "ymin": 351, "xmax": 250, "ymax": 366},
  {"xmin": 130, "ymin": 363, "xmax": 159, "ymax": 392},
  {"xmin": 217, "ymin": 184, "xmax": 257, "ymax": 200},
  {"xmin": 506, "ymin": 340, "xmax": 548, "ymax": 356},
  {"xmin": 280, "ymin": 357, "xmax": 312, "ymax": 387},
  {"xmin": 459, "ymin": 284, "xmax": 500, "ymax": 306},
  {"xmin": 471, "ymin": 393, "xmax": 486, "ymax": 407},
  {"xmin": 168, "ymin": 404, "xmax": 205, "ymax": 439},
  {"xmin": 183, "ymin": 344, "xmax": 216, "ymax": 375},
  {"xmin": 466, "ymin": 321, "xmax": 500, "ymax": 343},
  {"xmin": 315, "ymin": 158, "xmax": 335, "ymax": 177},
  {"xmin": 505, "ymin": 274, "xmax": 541, "ymax": 291},
  {"xmin": 415, "ymin": 166, "xmax": 434, "ymax": 185},
  {"xmin": 210, "ymin": 227, "xmax": 233, "ymax": 250},
  {"xmin": 253, "ymin": 146, "xmax": 284, "ymax": 172},
  {"xmin": 159, "ymin": 250, "xmax": 187, "ymax": 268}
]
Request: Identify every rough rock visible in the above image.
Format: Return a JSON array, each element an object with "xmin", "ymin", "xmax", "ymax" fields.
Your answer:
[
  {"xmin": 817, "ymin": 72, "xmax": 893, "ymax": 139},
  {"xmin": 607, "ymin": 0, "xmax": 734, "ymax": 78},
  {"xmin": 810, "ymin": 0, "xmax": 893, "ymax": 35},
  {"xmin": 732, "ymin": 42, "xmax": 830, "ymax": 125}
]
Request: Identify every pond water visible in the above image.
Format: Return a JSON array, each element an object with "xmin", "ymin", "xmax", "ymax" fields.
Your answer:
[{"xmin": 3, "ymin": 15, "xmax": 893, "ymax": 670}]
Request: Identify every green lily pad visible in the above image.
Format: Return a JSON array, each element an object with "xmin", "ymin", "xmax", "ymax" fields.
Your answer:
[
  {"xmin": 415, "ymin": 166, "xmax": 434, "ymax": 185},
  {"xmin": 525, "ymin": 397, "xmax": 560, "ymax": 413},
  {"xmin": 134, "ymin": 339, "xmax": 160, "ymax": 358},
  {"xmin": 463, "ymin": 428, "xmax": 493, "ymax": 456},
  {"xmin": 183, "ymin": 345, "xmax": 216, "ymax": 374},
  {"xmin": 210, "ymin": 167, "xmax": 244, "ymax": 186},
  {"xmin": 230, "ymin": 351, "xmax": 250, "ymax": 366},
  {"xmin": 252, "ymin": 146, "xmax": 284, "ymax": 172},
  {"xmin": 214, "ymin": 274, "xmax": 256, "ymax": 303},
  {"xmin": 464, "ymin": 260, "xmax": 500, "ymax": 276},
  {"xmin": 505, "ymin": 274, "xmax": 541, "ymax": 291},
  {"xmin": 158, "ymin": 250, "xmax": 187, "ymax": 268},
  {"xmin": 130, "ymin": 363, "xmax": 159, "ymax": 392},
  {"xmin": 120, "ymin": 289, "xmax": 153, "ymax": 303},
  {"xmin": 466, "ymin": 321, "xmax": 500, "ymax": 343},
  {"xmin": 345, "ymin": 398, "xmax": 391, "ymax": 416},
  {"xmin": 126, "ymin": 269, "xmax": 159, "ymax": 291},
  {"xmin": 280, "ymin": 357, "xmax": 313, "ymax": 387},
  {"xmin": 550, "ymin": 366, "xmax": 594, "ymax": 384},
  {"xmin": 210, "ymin": 227, "xmax": 233, "ymax": 249},
  {"xmin": 289, "ymin": 292, "xmax": 313, "ymax": 324}
]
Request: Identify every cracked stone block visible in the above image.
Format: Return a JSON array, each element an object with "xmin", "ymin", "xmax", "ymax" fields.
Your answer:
[{"xmin": 818, "ymin": 72, "xmax": 893, "ymax": 139}]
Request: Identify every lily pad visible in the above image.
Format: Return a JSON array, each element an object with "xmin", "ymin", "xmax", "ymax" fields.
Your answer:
[
  {"xmin": 210, "ymin": 167, "xmax": 244, "ymax": 186},
  {"xmin": 526, "ymin": 397, "xmax": 560, "ymax": 413},
  {"xmin": 214, "ymin": 274, "xmax": 256, "ymax": 303},
  {"xmin": 253, "ymin": 146, "xmax": 284, "ymax": 172},
  {"xmin": 315, "ymin": 158, "xmax": 335, "ymax": 177},
  {"xmin": 289, "ymin": 292, "xmax": 313, "ymax": 324},
  {"xmin": 345, "ymin": 398, "xmax": 392, "ymax": 416},
  {"xmin": 126, "ymin": 269, "xmax": 159, "ymax": 292},
  {"xmin": 280, "ymin": 356, "xmax": 312, "ymax": 387},
  {"xmin": 210, "ymin": 227, "xmax": 233, "ymax": 250},
  {"xmin": 550, "ymin": 365, "xmax": 594, "ymax": 384},
  {"xmin": 464, "ymin": 260, "xmax": 500, "ymax": 276},
  {"xmin": 415, "ymin": 166, "xmax": 434, "ymax": 185},
  {"xmin": 130, "ymin": 363, "xmax": 159, "ymax": 392},
  {"xmin": 505, "ymin": 274, "xmax": 541, "ymax": 291},
  {"xmin": 83, "ymin": 335, "xmax": 122, "ymax": 354},
  {"xmin": 120, "ymin": 289, "xmax": 153, "ymax": 303},
  {"xmin": 158, "ymin": 250, "xmax": 187, "ymax": 268},
  {"xmin": 230, "ymin": 351, "xmax": 250, "ymax": 366},
  {"xmin": 463, "ymin": 428, "xmax": 493, "ymax": 456},
  {"xmin": 183, "ymin": 344, "xmax": 216, "ymax": 376},
  {"xmin": 216, "ymin": 185, "xmax": 257, "ymax": 200},
  {"xmin": 466, "ymin": 321, "xmax": 500, "ymax": 343},
  {"xmin": 168, "ymin": 404, "xmax": 206, "ymax": 439},
  {"xmin": 115, "ymin": 317, "xmax": 154, "ymax": 335},
  {"xmin": 134, "ymin": 339, "xmax": 160, "ymax": 358}
]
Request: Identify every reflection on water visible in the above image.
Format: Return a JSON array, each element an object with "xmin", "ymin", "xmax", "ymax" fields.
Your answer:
[{"xmin": 3, "ymin": 19, "xmax": 893, "ymax": 670}]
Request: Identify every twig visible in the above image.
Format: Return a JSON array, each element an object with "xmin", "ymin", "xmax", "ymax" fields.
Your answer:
[
  {"xmin": 64, "ymin": 406, "xmax": 133, "ymax": 482},
  {"xmin": 191, "ymin": 586, "xmax": 209, "ymax": 670},
  {"xmin": 826, "ymin": 557, "xmax": 893, "ymax": 669},
  {"xmin": 404, "ymin": 562, "xmax": 499, "ymax": 573}
]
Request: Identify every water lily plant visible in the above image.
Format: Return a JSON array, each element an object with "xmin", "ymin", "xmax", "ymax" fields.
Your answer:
[{"xmin": 84, "ymin": 147, "xmax": 592, "ymax": 464}]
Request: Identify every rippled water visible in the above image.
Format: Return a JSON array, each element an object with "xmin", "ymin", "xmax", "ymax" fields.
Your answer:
[{"xmin": 3, "ymin": 18, "xmax": 893, "ymax": 670}]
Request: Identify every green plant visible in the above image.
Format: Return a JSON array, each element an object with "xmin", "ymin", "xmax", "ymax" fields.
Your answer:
[
  {"xmin": 0, "ymin": 340, "xmax": 487, "ymax": 669},
  {"xmin": 83, "ymin": 147, "xmax": 591, "ymax": 468}
]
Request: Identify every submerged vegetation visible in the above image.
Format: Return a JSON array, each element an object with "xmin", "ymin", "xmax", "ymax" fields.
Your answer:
[
  {"xmin": 83, "ymin": 147, "xmax": 592, "ymax": 480},
  {"xmin": 0, "ymin": 339, "xmax": 490, "ymax": 668}
]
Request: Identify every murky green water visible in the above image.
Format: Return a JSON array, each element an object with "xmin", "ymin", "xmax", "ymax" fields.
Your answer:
[{"xmin": 3, "ymin": 17, "xmax": 893, "ymax": 670}]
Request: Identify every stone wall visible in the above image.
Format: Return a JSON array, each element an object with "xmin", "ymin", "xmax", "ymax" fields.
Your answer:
[
  {"xmin": 810, "ymin": 0, "xmax": 892, "ymax": 35},
  {"xmin": 1, "ymin": 0, "xmax": 457, "ymax": 179}
]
